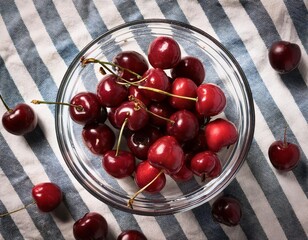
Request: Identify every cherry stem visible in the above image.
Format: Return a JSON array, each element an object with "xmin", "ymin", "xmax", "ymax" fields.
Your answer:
[
  {"xmin": 116, "ymin": 117, "xmax": 128, "ymax": 157},
  {"xmin": 31, "ymin": 100, "xmax": 83, "ymax": 112},
  {"xmin": 0, "ymin": 94, "xmax": 12, "ymax": 112},
  {"xmin": 127, "ymin": 169, "xmax": 164, "ymax": 209},
  {"xmin": 81, "ymin": 57, "xmax": 142, "ymax": 80},
  {"xmin": 0, "ymin": 201, "xmax": 36, "ymax": 218},
  {"xmin": 138, "ymin": 85, "xmax": 197, "ymax": 102},
  {"xmin": 128, "ymin": 95, "xmax": 175, "ymax": 124}
]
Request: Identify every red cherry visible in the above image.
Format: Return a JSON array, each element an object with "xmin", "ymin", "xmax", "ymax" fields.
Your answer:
[
  {"xmin": 148, "ymin": 36, "xmax": 181, "ymax": 69},
  {"xmin": 97, "ymin": 74, "xmax": 128, "ymax": 108},
  {"xmin": 69, "ymin": 92, "xmax": 103, "ymax": 125},
  {"xmin": 127, "ymin": 126, "xmax": 162, "ymax": 160},
  {"xmin": 204, "ymin": 118, "xmax": 238, "ymax": 152},
  {"xmin": 102, "ymin": 150, "xmax": 135, "ymax": 178},
  {"xmin": 148, "ymin": 101, "xmax": 174, "ymax": 127},
  {"xmin": 128, "ymin": 86, "xmax": 151, "ymax": 106},
  {"xmin": 268, "ymin": 41, "xmax": 301, "ymax": 73},
  {"xmin": 169, "ymin": 77, "xmax": 197, "ymax": 110},
  {"xmin": 171, "ymin": 56, "xmax": 205, "ymax": 86},
  {"xmin": 148, "ymin": 135, "xmax": 184, "ymax": 175},
  {"xmin": 1, "ymin": 95, "xmax": 37, "ymax": 135},
  {"xmin": 134, "ymin": 161, "xmax": 166, "ymax": 193},
  {"xmin": 114, "ymin": 101, "xmax": 149, "ymax": 131},
  {"xmin": 139, "ymin": 68, "xmax": 170, "ymax": 102},
  {"xmin": 166, "ymin": 110, "xmax": 199, "ymax": 143},
  {"xmin": 73, "ymin": 212, "xmax": 108, "ymax": 240},
  {"xmin": 195, "ymin": 83, "xmax": 226, "ymax": 117},
  {"xmin": 268, "ymin": 128, "xmax": 300, "ymax": 171},
  {"xmin": 117, "ymin": 230, "xmax": 147, "ymax": 240},
  {"xmin": 31, "ymin": 182, "xmax": 62, "ymax": 212},
  {"xmin": 211, "ymin": 196, "xmax": 242, "ymax": 226},
  {"xmin": 82, "ymin": 123, "xmax": 115, "ymax": 155},
  {"xmin": 207, "ymin": 156, "xmax": 222, "ymax": 179},
  {"xmin": 189, "ymin": 151, "xmax": 218, "ymax": 178},
  {"xmin": 170, "ymin": 162, "xmax": 193, "ymax": 182},
  {"xmin": 113, "ymin": 51, "xmax": 149, "ymax": 82}
]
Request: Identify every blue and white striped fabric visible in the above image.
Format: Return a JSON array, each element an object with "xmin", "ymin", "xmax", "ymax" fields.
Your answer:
[{"xmin": 0, "ymin": 1, "xmax": 307, "ymax": 239}]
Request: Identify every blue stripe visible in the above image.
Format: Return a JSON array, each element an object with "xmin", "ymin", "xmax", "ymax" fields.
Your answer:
[
  {"xmin": 0, "ymin": 134, "xmax": 65, "ymax": 240},
  {"xmin": 0, "ymin": 200, "xmax": 24, "ymax": 240},
  {"xmin": 198, "ymin": 0, "xmax": 308, "ymax": 196},
  {"xmin": 239, "ymin": 0, "xmax": 308, "ymax": 121},
  {"xmin": 283, "ymin": 0, "xmax": 308, "ymax": 53}
]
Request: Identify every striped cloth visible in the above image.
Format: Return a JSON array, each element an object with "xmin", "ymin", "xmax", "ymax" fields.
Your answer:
[{"xmin": 0, "ymin": 1, "xmax": 307, "ymax": 239}]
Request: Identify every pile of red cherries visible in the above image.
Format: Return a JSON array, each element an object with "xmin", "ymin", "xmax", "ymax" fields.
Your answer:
[{"xmin": 70, "ymin": 36, "xmax": 239, "ymax": 207}]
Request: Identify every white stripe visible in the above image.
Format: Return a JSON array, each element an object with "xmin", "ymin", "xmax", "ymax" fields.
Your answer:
[
  {"xmin": 15, "ymin": 0, "xmax": 67, "ymax": 88},
  {"xmin": 0, "ymin": 173, "xmax": 42, "ymax": 239}
]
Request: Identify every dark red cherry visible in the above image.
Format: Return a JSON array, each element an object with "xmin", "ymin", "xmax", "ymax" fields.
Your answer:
[
  {"xmin": 195, "ymin": 83, "xmax": 226, "ymax": 117},
  {"xmin": 139, "ymin": 68, "xmax": 170, "ymax": 102},
  {"xmin": 268, "ymin": 128, "xmax": 300, "ymax": 171},
  {"xmin": 204, "ymin": 118, "xmax": 238, "ymax": 152},
  {"xmin": 128, "ymin": 86, "xmax": 151, "ymax": 106},
  {"xmin": 148, "ymin": 36, "xmax": 181, "ymax": 69},
  {"xmin": 170, "ymin": 162, "xmax": 193, "ymax": 182},
  {"xmin": 127, "ymin": 126, "xmax": 162, "ymax": 160},
  {"xmin": 211, "ymin": 196, "xmax": 242, "ymax": 226},
  {"xmin": 166, "ymin": 110, "xmax": 199, "ymax": 143},
  {"xmin": 207, "ymin": 156, "xmax": 222, "ymax": 179},
  {"xmin": 171, "ymin": 56, "xmax": 205, "ymax": 86},
  {"xmin": 169, "ymin": 77, "xmax": 197, "ymax": 110},
  {"xmin": 82, "ymin": 123, "xmax": 115, "ymax": 155},
  {"xmin": 182, "ymin": 129, "xmax": 208, "ymax": 153},
  {"xmin": 73, "ymin": 212, "xmax": 108, "ymax": 240},
  {"xmin": 113, "ymin": 51, "xmax": 149, "ymax": 82},
  {"xmin": 117, "ymin": 230, "xmax": 147, "ymax": 240},
  {"xmin": 69, "ymin": 92, "xmax": 102, "ymax": 125},
  {"xmin": 148, "ymin": 101, "xmax": 174, "ymax": 127},
  {"xmin": 31, "ymin": 182, "xmax": 62, "ymax": 212},
  {"xmin": 148, "ymin": 135, "xmax": 184, "ymax": 175},
  {"xmin": 102, "ymin": 150, "xmax": 135, "ymax": 178},
  {"xmin": 268, "ymin": 41, "xmax": 301, "ymax": 73},
  {"xmin": 97, "ymin": 74, "xmax": 128, "ymax": 107},
  {"xmin": 114, "ymin": 101, "xmax": 149, "ymax": 131},
  {"xmin": 134, "ymin": 161, "xmax": 166, "ymax": 193},
  {"xmin": 189, "ymin": 151, "xmax": 217, "ymax": 178},
  {"xmin": 1, "ymin": 95, "xmax": 37, "ymax": 135}
]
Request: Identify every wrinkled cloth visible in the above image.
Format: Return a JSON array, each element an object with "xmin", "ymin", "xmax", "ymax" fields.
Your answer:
[{"xmin": 0, "ymin": 0, "xmax": 307, "ymax": 239}]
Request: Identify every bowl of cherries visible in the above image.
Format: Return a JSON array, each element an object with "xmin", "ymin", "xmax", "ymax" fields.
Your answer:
[{"xmin": 55, "ymin": 19, "xmax": 255, "ymax": 215}]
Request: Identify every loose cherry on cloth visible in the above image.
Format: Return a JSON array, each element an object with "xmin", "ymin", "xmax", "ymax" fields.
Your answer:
[
  {"xmin": 32, "ymin": 182, "xmax": 63, "ymax": 212},
  {"xmin": 0, "ymin": 95, "xmax": 37, "ymax": 135},
  {"xmin": 73, "ymin": 212, "xmax": 108, "ymax": 240},
  {"xmin": 117, "ymin": 229, "xmax": 148, "ymax": 240}
]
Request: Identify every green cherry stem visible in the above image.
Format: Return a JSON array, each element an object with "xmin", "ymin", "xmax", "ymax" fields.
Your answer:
[
  {"xmin": 31, "ymin": 100, "xmax": 84, "ymax": 112},
  {"xmin": 127, "ymin": 169, "xmax": 164, "ymax": 209},
  {"xmin": 0, "ymin": 94, "xmax": 12, "ymax": 112},
  {"xmin": 0, "ymin": 201, "xmax": 36, "ymax": 218},
  {"xmin": 115, "ymin": 117, "xmax": 129, "ymax": 157}
]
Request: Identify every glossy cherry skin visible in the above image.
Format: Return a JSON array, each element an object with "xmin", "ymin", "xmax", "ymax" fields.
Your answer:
[
  {"xmin": 82, "ymin": 123, "xmax": 115, "ymax": 155},
  {"xmin": 31, "ymin": 182, "xmax": 62, "ymax": 212},
  {"xmin": 171, "ymin": 56, "xmax": 205, "ymax": 86},
  {"xmin": 170, "ymin": 162, "xmax": 193, "ymax": 182},
  {"xmin": 139, "ymin": 68, "xmax": 170, "ymax": 102},
  {"xmin": 268, "ymin": 141, "xmax": 300, "ymax": 171},
  {"xmin": 2, "ymin": 103, "xmax": 37, "ymax": 135},
  {"xmin": 268, "ymin": 41, "xmax": 301, "ymax": 73},
  {"xmin": 69, "ymin": 92, "xmax": 102, "ymax": 125},
  {"xmin": 148, "ymin": 135, "xmax": 184, "ymax": 175},
  {"xmin": 127, "ymin": 126, "xmax": 162, "ymax": 160},
  {"xmin": 113, "ymin": 51, "xmax": 149, "ymax": 82},
  {"xmin": 148, "ymin": 36, "xmax": 181, "ymax": 69},
  {"xmin": 102, "ymin": 150, "xmax": 135, "ymax": 178},
  {"xmin": 204, "ymin": 118, "xmax": 238, "ymax": 152},
  {"xmin": 114, "ymin": 101, "xmax": 149, "ymax": 131},
  {"xmin": 128, "ymin": 86, "xmax": 151, "ymax": 106},
  {"xmin": 134, "ymin": 160, "xmax": 166, "ymax": 193},
  {"xmin": 169, "ymin": 77, "xmax": 197, "ymax": 110},
  {"xmin": 73, "ymin": 212, "xmax": 108, "ymax": 240},
  {"xmin": 189, "ymin": 151, "xmax": 217, "ymax": 177},
  {"xmin": 148, "ymin": 101, "xmax": 174, "ymax": 127},
  {"xmin": 207, "ymin": 156, "xmax": 222, "ymax": 179},
  {"xmin": 117, "ymin": 230, "xmax": 147, "ymax": 240},
  {"xmin": 211, "ymin": 196, "xmax": 242, "ymax": 226},
  {"xmin": 97, "ymin": 74, "xmax": 128, "ymax": 108},
  {"xmin": 166, "ymin": 110, "xmax": 199, "ymax": 143},
  {"xmin": 196, "ymin": 83, "xmax": 226, "ymax": 117}
]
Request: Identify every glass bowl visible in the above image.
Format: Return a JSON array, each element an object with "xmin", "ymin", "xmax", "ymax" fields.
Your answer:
[{"xmin": 56, "ymin": 19, "xmax": 255, "ymax": 215}]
